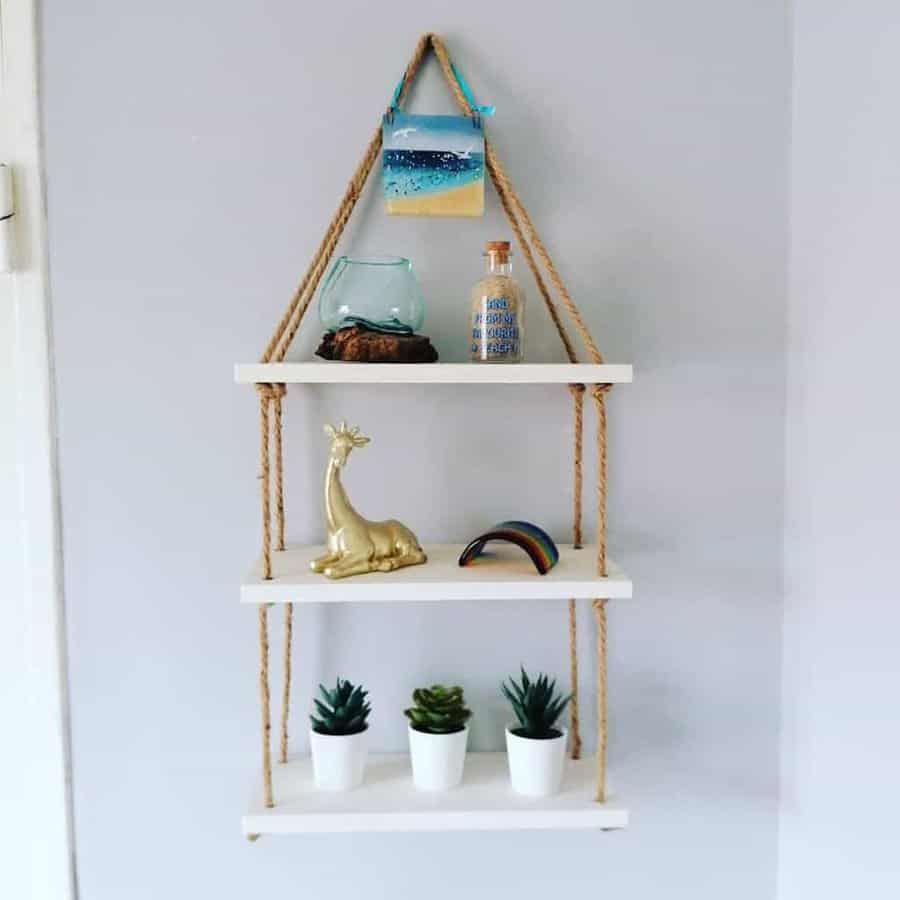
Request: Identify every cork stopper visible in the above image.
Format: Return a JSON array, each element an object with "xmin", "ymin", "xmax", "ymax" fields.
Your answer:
[{"xmin": 485, "ymin": 240, "xmax": 511, "ymax": 263}]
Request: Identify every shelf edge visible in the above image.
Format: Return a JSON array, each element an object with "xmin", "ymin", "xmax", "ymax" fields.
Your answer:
[{"xmin": 234, "ymin": 362, "xmax": 634, "ymax": 385}]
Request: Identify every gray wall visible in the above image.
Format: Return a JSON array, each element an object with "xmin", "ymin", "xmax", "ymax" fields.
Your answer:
[
  {"xmin": 43, "ymin": 2, "xmax": 788, "ymax": 898},
  {"xmin": 779, "ymin": 3, "xmax": 900, "ymax": 897}
]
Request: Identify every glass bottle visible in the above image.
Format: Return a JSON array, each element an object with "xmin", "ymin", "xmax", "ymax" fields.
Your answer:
[{"xmin": 469, "ymin": 241, "xmax": 525, "ymax": 362}]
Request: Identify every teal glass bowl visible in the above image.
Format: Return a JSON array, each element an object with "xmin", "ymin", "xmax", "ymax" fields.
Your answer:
[{"xmin": 318, "ymin": 256, "xmax": 426, "ymax": 333}]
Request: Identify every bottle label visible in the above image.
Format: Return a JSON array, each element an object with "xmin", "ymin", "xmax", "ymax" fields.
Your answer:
[{"xmin": 471, "ymin": 296, "xmax": 520, "ymax": 359}]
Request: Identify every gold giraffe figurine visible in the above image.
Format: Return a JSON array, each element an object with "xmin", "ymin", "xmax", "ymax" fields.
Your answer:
[{"xmin": 311, "ymin": 422, "xmax": 427, "ymax": 579}]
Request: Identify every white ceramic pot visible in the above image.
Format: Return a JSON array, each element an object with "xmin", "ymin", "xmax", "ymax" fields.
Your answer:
[
  {"xmin": 505, "ymin": 726, "xmax": 567, "ymax": 797},
  {"xmin": 310, "ymin": 726, "xmax": 368, "ymax": 791},
  {"xmin": 408, "ymin": 723, "xmax": 468, "ymax": 791}
]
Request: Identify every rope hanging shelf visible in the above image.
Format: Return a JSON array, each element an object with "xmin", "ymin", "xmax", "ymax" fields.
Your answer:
[{"xmin": 237, "ymin": 32, "xmax": 632, "ymax": 835}]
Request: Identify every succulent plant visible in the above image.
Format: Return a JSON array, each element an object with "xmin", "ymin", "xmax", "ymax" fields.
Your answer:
[
  {"xmin": 404, "ymin": 684, "xmax": 472, "ymax": 734},
  {"xmin": 502, "ymin": 667, "xmax": 570, "ymax": 739},
  {"xmin": 310, "ymin": 678, "xmax": 371, "ymax": 736}
]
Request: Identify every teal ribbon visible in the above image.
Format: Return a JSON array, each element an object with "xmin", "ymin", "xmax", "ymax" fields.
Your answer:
[
  {"xmin": 388, "ymin": 65, "xmax": 495, "ymax": 116},
  {"xmin": 390, "ymin": 75, "xmax": 405, "ymax": 110},
  {"xmin": 451, "ymin": 63, "xmax": 495, "ymax": 116}
]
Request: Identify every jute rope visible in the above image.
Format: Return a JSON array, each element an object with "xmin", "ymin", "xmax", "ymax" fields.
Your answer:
[
  {"xmin": 258, "ymin": 604, "xmax": 273, "ymax": 808},
  {"xmin": 411, "ymin": 37, "xmax": 601, "ymax": 365},
  {"xmin": 570, "ymin": 384, "xmax": 586, "ymax": 547},
  {"xmin": 567, "ymin": 383, "xmax": 586, "ymax": 759},
  {"xmin": 594, "ymin": 387, "xmax": 609, "ymax": 575},
  {"xmin": 428, "ymin": 32, "xmax": 607, "ymax": 366},
  {"xmin": 252, "ymin": 33, "xmax": 616, "ymax": 806},
  {"xmin": 482, "ymin": 148, "xmax": 591, "ymax": 363},
  {"xmin": 258, "ymin": 391, "xmax": 272, "ymax": 580},
  {"xmin": 593, "ymin": 598, "xmax": 607, "ymax": 802},
  {"xmin": 261, "ymin": 126, "xmax": 380, "ymax": 362},
  {"xmin": 484, "ymin": 154, "xmax": 577, "ymax": 363},
  {"xmin": 269, "ymin": 131, "xmax": 383, "ymax": 362},
  {"xmin": 266, "ymin": 389, "xmax": 293, "ymax": 765},
  {"xmin": 256, "ymin": 389, "xmax": 275, "ymax": 807},
  {"xmin": 485, "ymin": 144, "xmax": 605, "ymax": 365},
  {"xmin": 425, "ymin": 35, "xmax": 583, "ymax": 364},
  {"xmin": 593, "ymin": 387, "xmax": 609, "ymax": 801},
  {"xmin": 261, "ymin": 33, "xmax": 595, "ymax": 369},
  {"xmin": 279, "ymin": 604, "xmax": 293, "ymax": 764},
  {"xmin": 262, "ymin": 36, "xmax": 432, "ymax": 364},
  {"xmin": 567, "ymin": 598, "xmax": 581, "ymax": 760},
  {"xmin": 257, "ymin": 384, "xmax": 286, "ymax": 580},
  {"xmin": 273, "ymin": 392, "xmax": 286, "ymax": 551}
]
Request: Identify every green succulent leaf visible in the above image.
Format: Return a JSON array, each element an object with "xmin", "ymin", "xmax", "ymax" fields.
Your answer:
[
  {"xmin": 502, "ymin": 666, "xmax": 571, "ymax": 739},
  {"xmin": 310, "ymin": 677, "xmax": 371, "ymax": 735},
  {"xmin": 405, "ymin": 683, "xmax": 472, "ymax": 735}
]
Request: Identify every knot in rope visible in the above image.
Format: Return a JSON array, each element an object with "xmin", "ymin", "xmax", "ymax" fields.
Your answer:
[
  {"xmin": 591, "ymin": 383, "xmax": 613, "ymax": 400},
  {"xmin": 568, "ymin": 382, "xmax": 586, "ymax": 398},
  {"xmin": 256, "ymin": 383, "xmax": 287, "ymax": 400}
]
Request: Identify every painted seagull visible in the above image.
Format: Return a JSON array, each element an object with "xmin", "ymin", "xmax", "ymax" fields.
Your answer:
[
  {"xmin": 452, "ymin": 145, "xmax": 474, "ymax": 160},
  {"xmin": 393, "ymin": 127, "xmax": 417, "ymax": 139}
]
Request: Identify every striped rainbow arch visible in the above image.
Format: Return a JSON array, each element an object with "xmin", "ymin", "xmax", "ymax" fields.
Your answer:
[{"xmin": 457, "ymin": 521, "xmax": 560, "ymax": 575}]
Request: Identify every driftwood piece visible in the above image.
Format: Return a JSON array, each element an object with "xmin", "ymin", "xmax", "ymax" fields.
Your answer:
[{"xmin": 315, "ymin": 325, "xmax": 438, "ymax": 363}]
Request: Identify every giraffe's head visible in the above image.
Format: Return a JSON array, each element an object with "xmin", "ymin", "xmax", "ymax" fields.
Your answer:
[{"xmin": 324, "ymin": 421, "xmax": 370, "ymax": 468}]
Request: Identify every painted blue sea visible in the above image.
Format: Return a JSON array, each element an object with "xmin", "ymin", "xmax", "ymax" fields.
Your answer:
[
  {"xmin": 383, "ymin": 149, "xmax": 485, "ymax": 198},
  {"xmin": 382, "ymin": 111, "xmax": 485, "ymax": 215}
]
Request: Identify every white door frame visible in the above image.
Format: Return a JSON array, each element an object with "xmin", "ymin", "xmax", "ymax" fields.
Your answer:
[{"xmin": 0, "ymin": 0, "xmax": 76, "ymax": 897}]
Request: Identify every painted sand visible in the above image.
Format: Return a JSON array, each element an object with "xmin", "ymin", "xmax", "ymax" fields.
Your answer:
[{"xmin": 383, "ymin": 112, "xmax": 485, "ymax": 217}]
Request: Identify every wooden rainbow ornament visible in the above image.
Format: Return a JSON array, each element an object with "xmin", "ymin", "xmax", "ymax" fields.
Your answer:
[{"xmin": 458, "ymin": 521, "xmax": 560, "ymax": 575}]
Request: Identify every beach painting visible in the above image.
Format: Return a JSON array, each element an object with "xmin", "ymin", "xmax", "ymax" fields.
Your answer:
[{"xmin": 383, "ymin": 112, "xmax": 485, "ymax": 217}]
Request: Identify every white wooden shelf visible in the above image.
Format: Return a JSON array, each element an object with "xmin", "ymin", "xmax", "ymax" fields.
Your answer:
[
  {"xmin": 235, "ymin": 362, "xmax": 632, "ymax": 385},
  {"xmin": 243, "ymin": 753, "xmax": 628, "ymax": 835},
  {"xmin": 242, "ymin": 543, "xmax": 631, "ymax": 604}
]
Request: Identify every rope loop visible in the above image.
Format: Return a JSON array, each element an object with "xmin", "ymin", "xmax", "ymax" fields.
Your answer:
[
  {"xmin": 568, "ymin": 382, "xmax": 586, "ymax": 398},
  {"xmin": 591, "ymin": 383, "xmax": 613, "ymax": 400}
]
